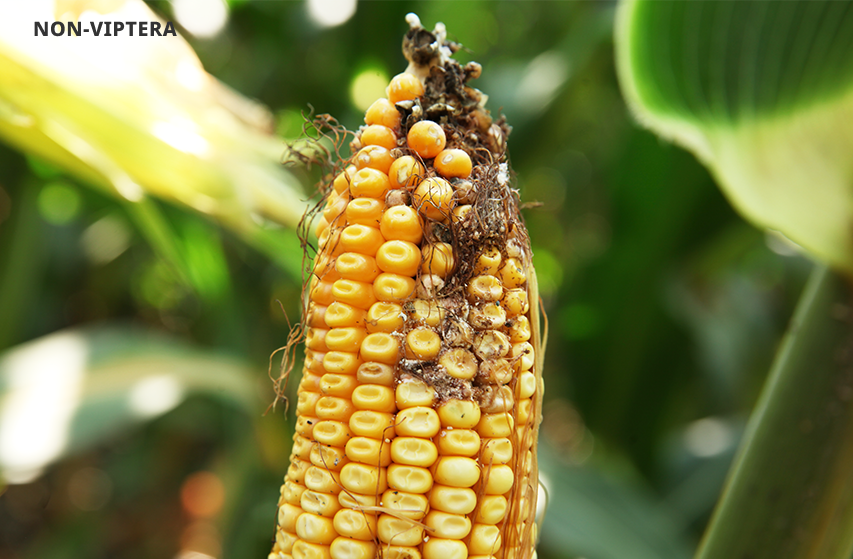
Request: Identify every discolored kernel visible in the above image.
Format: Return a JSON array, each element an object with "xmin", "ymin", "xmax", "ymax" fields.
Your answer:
[
  {"xmin": 388, "ymin": 156, "xmax": 424, "ymax": 189},
  {"xmin": 354, "ymin": 145, "xmax": 394, "ymax": 175}
]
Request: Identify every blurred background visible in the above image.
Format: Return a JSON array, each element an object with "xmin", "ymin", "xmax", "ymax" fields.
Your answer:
[{"xmin": 0, "ymin": 1, "xmax": 814, "ymax": 558}]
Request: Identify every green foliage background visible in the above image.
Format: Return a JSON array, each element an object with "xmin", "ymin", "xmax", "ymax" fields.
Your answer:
[{"xmin": 0, "ymin": 2, "xmax": 813, "ymax": 558}]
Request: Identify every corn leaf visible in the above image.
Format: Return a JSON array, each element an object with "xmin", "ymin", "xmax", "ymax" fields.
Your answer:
[{"xmin": 615, "ymin": 0, "xmax": 853, "ymax": 272}]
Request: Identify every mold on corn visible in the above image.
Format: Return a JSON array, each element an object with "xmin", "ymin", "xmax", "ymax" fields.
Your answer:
[{"xmin": 271, "ymin": 14, "xmax": 544, "ymax": 559}]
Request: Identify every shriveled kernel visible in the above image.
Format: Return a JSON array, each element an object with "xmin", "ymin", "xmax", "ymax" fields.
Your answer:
[
  {"xmin": 330, "ymin": 537, "xmax": 376, "ymax": 559},
  {"xmin": 313, "ymin": 420, "xmax": 352, "ymax": 447},
  {"xmin": 510, "ymin": 342, "xmax": 535, "ymax": 372},
  {"xmin": 474, "ymin": 248, "xmax": 502, "ymax": 276},
  {"xmin": 467, "ymin": 275, "xmax": 504, "ymax": 302},
  {"xmin": 340, "ymin": 225, "xmax": 385, "ymax": 256},
  {"xmin": 480, "ymin": 464, "xmax": 514, "ymax": 494},
  {"xmin": 502, "ymin": 288, "xmax": 529, "ymax": 316},
  {"xmin": 308, "ymin": 304, "xmax": 328, "ymax": 328},
  {"xmin": 396, "ymin": 379, "xmax": 436, "ymax": 408},
  {"xmin": 293, "ymin": 540, "xmax": 332, "ymax": 559},
  {"xmin": 508, "ymin": 315, "xmax": 531, "ymax": 342},
  {"xmin": 356, "ymin": 362, "xmax": 395, "ymax": 386},
  {"xmin": 476, "ymin": 413, "xmax": 514, "ymax": 438},
  {"xmin": 377, "ymin": 514, "xmax": 424, "ymax": 546},
  {"xmin": 323, "ymin": 352, "xmax": 362, "ymax": 375},
  {"xmin": 374, "ymin": 273, "xmax": 416, "ymax": 303},
  {"xmin": 355, "ymin": 145, "xmax": 394, "ymax": 175},
  {"xmin": 472, "ymin": 330, "xmax": 511, "ymax": 360},
  {"xmin": 498, "ymin": 258, "xmax": 526, "ymax": 288},
  {"xmin": 434, "ymin": 148, "xmax": 473, "ymax": 179},
  {"xmin": 395, "ymin": 406, "xmax": 441, "ymax": 437},
  {"xmin": 325, "ymin": 327, "xmax": 368, "ymax": 353},
  {"xmin": 340, "ymin": 462, "xmax": 387, "ymax": 495},
  {"xmin": 421, "ymin": 242, "xmax": 455, "ymax": 278},
  {"xmin": 437, "ymin": 399, "xmax": 482, "ymax": 429},
  {"xmin": 469, "ymin": 524, "xmax": 502, "ymax": 555},
  {"xmin": 386, "ymin": 464, "xmax": 434, "ymax": 493},
  {"xmin": 332, "ymin": 509, "xmax": 378, "ymax": 540},
  {"xmin": 468, "ymin": 303, "xmax": 508, "ymax": 330},
  {"xmin": 301, "ymin": 489, "xmax": 343, "ymax": 517},
  {"xmin": 381, "ymin": 490, "xmax": 429, "ymax": 520},
  {"xmin": 390, "ymin": 437, "xmax": 438, "ymax": 467},
  {"xmin": 305, "ymin": 351, "xmax": 326, "ymax": 373},
  {"xmin": 315, "ymin": 397, "xmax": 356, "ymax": 422},
  {"xmin": 365, "ymin": 302, "xmax": 405, "ymax": 333},
  {"xmin": 351, "ymin": 384, "xmax": 396, "ymax": 413},
  {"xmin": 388, "ymin": 73, "xmax": 425, "ymax": 104},
  {"xmin": 360, "ymin": 332, "xmax": 400, "ymax": 365},
  {"xmin": 325, "ymin": 302, "xmax": 367, "ymax": 328},
  {"xmin": 405, "ymin": 327, "xmax": 442, "ymax": 360},
  {"xmin": 380, "ymin": 205, "xmax": 423, "ymax": 243},
  {"xmin": 480, "ymin": 385, "xmax": 515, "ymax": 414},
  {"xmin": 480, "ymin": 438, "xmax": 513, "ymax": 465},
  {"xmin": 345, "ymin": 436, "xmax": 392, "ymax": 467},
  {"xmin": 388, "ymin": 156, "xmax": 425, "ymax": 189},
  {"xmin": 349, "ymin": 410, "xmax": 396, "ymax": 439},
  {"xmin": 475, "ymin": 495, "xmax": 508, "ymax": 525},
  {"xmin": 365, "ymin": 98, "xmax": 400, "ymax": 129},
  {"xmin": 413, "ymin": 177, "xmax": 453, "ymax": 221},
  {"xmin": 409, "ymin": 298, "xmax": 445, "ymax": 326},
  {"xmin": 304, "ymin": 466, "xmax": 342, "ymax": 495},
  {"xmin": 439, "ymin": 348, "xmax": 478, "ymax": 380},
  {"xmin": 350, "ymin": 168, "xmax": 391, "ymax": 199},
  {"xmin": 407, "ymin": 120, "xmax": 446, "ymax": 159},
  {"xmin": 436, "ymin": 429, "xmax": 481, "ymax": 457},
  {"xmin": 416, "ymin": 275, "xmax": 444, "ymax": 299},
  {"xmin": 428, "ymin": 485, "xmax": 477, "ymax": 515},
  {"xmin": 346, "ymin": 197, "xmax": 386, "ymax": 227},
  {"xmin": 361, "ymin": 124, "xmax": 397, "ymax": 150},
  {"xmin": 376, "ymin": 240, "xmax": 421, "ymax": 276},
  {"xmin": 433, "ymin": 456, "xmax": 480, "ymax": 488},
  {"xmin": 332, "ymin": 280, "xmax": 377, "ymax": 310},
  {"xmin": 424, "ymin": 510, "xmax": 472, "ymax": 539},
  {"xmin": 452, "ymin": 204, "xmax": 472, "ymax": 223}
]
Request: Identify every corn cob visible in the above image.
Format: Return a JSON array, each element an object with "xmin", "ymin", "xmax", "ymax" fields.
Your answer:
[{"xmin": 270, "ymin": 14, "xmax": 544, "ymax": 559}]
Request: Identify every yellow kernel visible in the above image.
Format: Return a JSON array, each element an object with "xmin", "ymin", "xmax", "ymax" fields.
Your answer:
[
  {"xmin": 480, "ymin": 438, "xmax": 513, "ymax": 465},
  {"xmin": 350, "ymin": 168, "xmax": 391, "ymax": 199},
  {"xmin": 390, "ymin": 437, "xmax": 438, "ymax": 467},
  {"xmin": 333, "ymin": 166, "xmax": 357, "ymax": 194},
  {"xmin": 408, "ymin": 299, "xmax": 445, "ymax": 327},
  {"xmin": 413, "ymin": 177, "xmax": 453, "ymax": 221},
  {"xmin": 386, "ymin": 464, "xmax": 434, "ymax": 493},
  {"xmin": 468, "ymin": 524, "xmax": 502, "ymax": 555},
  {"xmin": 332, "ymin": 280, "xmax": 377, "ymax": 310},
  {"xmin": 356, "ymin": 362, "xmax": 395, "ymax": 386},
  {"xmin": 349, "ymin": 410, "xmax": 396, "ymax": 439},
  {"xmin": 498, "ymin": 258, "xmax": 526, "ymax": 288},
  {"xmin": 318, "ymin": 227, "xmax": 344, "ymax": 257},
  {"xmin": 508, "ymin": 316, "xmax": 531, "ymax": 342},
  {"xmin": 407, "ymin": 120, "xmax": 446, "ymax": 159},
  {"xmin": 295, "ymin": 416, "xmax": 318, "ymax": 439},
  {"xmin": 351, "ymin": 384, "xmax": 396, "ymax": 413},
  {"xmin": 376, "ymin": 240, "xmax": 421, "ymax": 276},
  {"xmin": 323, "ymin": 352, "xmax": 362, "ymax": 375},
  {"xmin": 473, "ymin": 330, "xmax": 511, "ymax": 360},
  {"xmin": 439, "ymin": 348, "xmax": 477, "ymax": 380},
  {"xmin": 428, "ymin": 485, "xmax": 477, "ymax": 515},
  {"xmin": 279, "ymin": 503, "xmax": 303, "ymax": 531},
  {"xmin": 374, "ymin": 273, "xmax": 417, "ymax": 303},
  {"xmin": 333, "ymin": 509, "xmax": 377, "ymax": 540},
  {"xmin": 311, "ymin": 280, "xmax": 336, "ymax": 306},
  {"xmin": 346, "ymin": 197, "xmax": 386, "ymax": 227},
  {"xmin": 345, "ymin": 436, "xmax": 392, "ymax": 467},
  {"xmin": 381, "ymin": 490, "xmax": 429, "ymax": 520},
  {"xmin": 308, "ymin": 304, "xmax": 328, "ymax": 329},
  {"xmin": 380, "ymin": 205, "xmax": 423, "ymax": 244},
  {"xmin": 480, "ymin": 464, "xmax": 514, "ymax": 495},
  {"xmin": 301, "ymin": 489, "xmax": 343, "ymax": 517},
  {"xmin": 315, "ymin": 215, "xmax": 330, "ymax": 238},
  {"xmin": 395, "ymin": 406, "xmax": 440, "ymax": 437},
  {"xmin": 340, "ymin": 463, "xmax": 387, "ymax": 495},
  {"xmin": 502, "ymin": 288, "xmax": 529, "ymax": 316},
  {"xmin": 284, "ymin": 480, "xmax": 306, "ymax": 504},
  {"xmin": 436, "ymin": 429, "xmax": 480, "ymax": 457},
  {"xmin": 365, "ymin": 98, "xmax": 401, "ymax": 129},
  {"xmin": 476, "ymin": 413, "xmax": 514, "ymax": 438},
  {"xmin": 306, "ymin": 328, "xmax": 328, "ymax": 351},
  {"xmin": 361, "ymin": 124, "xmax": 397, "ymax": 150},
  {"xmin": 313, "ymin": 420, "xmax": 352, "ymax": 447},
  {"xmin": 292, "ymin": 436, "xmax": 314, "ymax": 461},
  {"xmin": 313, "ymin": 253, "xmax": 338, "ymax": 281},
  {"xmin": 325, "ymin": 302, "xmax": 367, "ymax": 328},
  {"xmin": 421, "ymin": 242, "xmax": 454, "ymax": 278},
  {"xmin": 360, "ymin": 332, "xmax": 400, "ymax": 365},
  {"xmin": 395, "ymin": 379, "xmax": 436, "ymax": 409},
  {"xmin": 323, "ymin": 195, "xmax": 348, "ymax": 225},
  {"xmin": 467, "ymin": 275, "xmax": 504, "ymax": 302},
  {"xmin": 475, "ymin": 495, "xmax": 508, "ymax": 525},
  {"xmin": 377, "ymin": 514, "xmax": 424, "ymax": 546},
  {"xmin": 437, "ymin": 399, "xmax": 481, "ymax": 429},
  {"xmin": 517, "ymin": 398, "xmax": 532, "ymax": 424},
  {"xmin": 315, "ymin": 396, "xmax": 356, "ymax": 422},
  {"xmin": 388, "ymin": 156, "xmax": 425, "ymax": 189},
  {"xmin": 320, "ymin": 374, "xmax": 359, "ymax": 398},
  {"xmin": 387, "ymin": 73, "xmax": 425, "ymax": 104},
  {"xmin": 365, "ymin": 302, "xmax": 405, "ymax": 333},
  {"xmin": 433, "ymin": 456, "xmax": 480, "ymax": 488},
  {"xmin": 405, "ymin": 327, "xmax": 442, "ymax": 360},
  {"xmin": 340, "ymin": 225, "xmax": 385, "ymax": 256},
  {"xmin": 300, "ymin": 370, "xmax": 323, "ymax": 393},
  {"xmin": 452, "ymin": 204, "xmax": 472, "ymax": 223},
  {"xmin": 355, "ymin": 145, "xmax": 395, "ymax": 175},
  {"xmin": 424, "ymin": 510, "xmax": 472, "ymax": 540},
  {"xmin": 304, "ymin": 466, "xmax": 342, "ymax": 495},
  {"xmin": 330, "ymin": 537, "xmax": 376, "ymax": 559},
  {"xmin": 510, "ymin": 342, "xmax": 535, "ymax": 372},
  {"xmin": 422, "ymin": 539, "xmax": 467, "ymax": 559},
  {"xmin": 474, "ymin": 248, "xmax": 501, "ymax": 276},
  {"xmin": 516, "ymin": 371, "xmax": 537, "ymax": 399},
  {"xmin": 297, "ymin": 390, "xmax": 321, "ymax": 417},
  {"xmin": 305, "ymin": 351, "xmax": 326, "ymax": 374},
  {"xmin": 434, "ymin": 149, "xmax": 472, "ymax": 179},
  {"xmin": 468, "ymin": 303, "xmax": 507, "ymax": 330},
  {"xmin": 296, "ymin": 511, "xmax": 337, "ymax": 544},
  {"xmin": 376, "ymin": 546, "xmax": 420, "ymax": 559},
  {"xmin": 325, "ymin": 327, "xmax": 368, "ymax": 353},
  {"xmin": 293, "ymin": 540, "xmax": 332, "ymax": 559}
]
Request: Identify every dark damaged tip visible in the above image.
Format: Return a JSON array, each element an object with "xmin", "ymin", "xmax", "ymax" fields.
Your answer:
[{"xmin": 402, "ymin": 19, "xmax": 460, "ymax": 68}]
